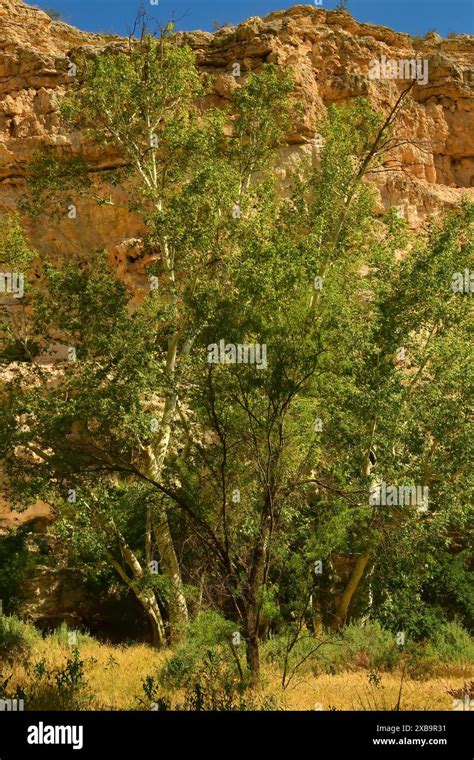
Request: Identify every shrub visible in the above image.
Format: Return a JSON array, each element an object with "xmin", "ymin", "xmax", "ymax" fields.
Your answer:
[
  {"xmin": 343, "ymin": 622, "xmax": 401, "ymax": 671},
  {"xmin": 0, "ymin": 615, "xmax": 39, "ymax": 663},
  {"xmin": 159, "ymin": 611, "xmax": 244, "ymax": 689},
  {"xmin": 180, "ymin": 651, "xmax": 279, "ymax": 711},
  {"xmin": 373, "ymin": 587, "xmax": 446, "ymax": 640},
  {"xmin": 138, "ymin": 651, "xmax": 280, "ymax": 711},
  {"xmin": 402, "ymin": 621, "xmax": 474, "ymax": 679},
  {"xmin": 47, "ymin": 622, "xmax": 94, "ymax": 647},
  {"xmin": 264, "ymin": 627, "xmax": 345, "ymax": 679},
  {"xmin": 264, "ymin": 622, "xmax": 402, "ymax": 678},
  {"xmin": 23, "ymin": 647, "xmax": 93, "ymax": 710},
  {"xmin": 42, "ymin": 7, "xmax": 62, "ymax": 21},
  {"xmin": 0, "ymin": 530, "xmax": 40, "ymax": 615},
  {"xmin": 426, "ymin": 621, "xmax": 474, "ymax": 664},
  {"xmin": 405, "ymin": 649, "xmax": 440, "ymax": 680}
]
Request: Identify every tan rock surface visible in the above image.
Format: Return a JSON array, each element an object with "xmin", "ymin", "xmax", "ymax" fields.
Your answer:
[{"xmin": 0, "ymin": 1, "xmax": 472, "ymax": 262}]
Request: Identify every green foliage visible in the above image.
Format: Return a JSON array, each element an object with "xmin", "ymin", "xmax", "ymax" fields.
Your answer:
[
  {"xmin": 0, "ymin": 213, "xmax": 35, "ymax": 272},
  {"xmin": 342, "ymin": 623, "xmax": 401, "ymax": 671},
  {"xmin": 266, "ymin": 621, "xmax": 474, "ymax": 680},
  {"xmin": 425, "ymin": 621, "xmax": 474, "ymax": 664},
  {"xmin": 265, "ymin": 623, "xmax": 401, "ymax": 676},
  {"xmin": 47, "ymin": 623, "xmax": 94, "ymax": 647},
  {"xmin": 0, "ymin": 615, "xmax": 40, "ymax": 663},
  {"xmin": 0, "ymin": 530, "xmax": 41, "ymax": 615},
  {"xmin": 22, "ymin": 647, "xmax": 93, "ymax": 710},
  {"xmin": 371, "ymin": 503, "xmax": 474, "ymax": 637},
  {"xmin": 139, "ymin": 650, "xmax": 279, "ymax": 711},
  {"xmin": 179, "ymin": 651, "xmax": 279, "ymax": 711},
  {"xmin": 21, "ymin": 153, "xmax": 91, "ymax": 218},
  {"xmin": 0, "ymin": 213, "xmax": 39, "ymax": 362},
  {"xmin": 212, "ymin": 20, "xmax": 233, "ymax": 31},
  {"xmin": 403, "ymin": 621, "xmax": 474, "ymax": 681},
  {"xmin": 42, "ymin": 7, "xmax": 62, "ymax": 21},
  {"xmin": 159, "ymin": 611, "xmax": 243, "ymax": 689}
]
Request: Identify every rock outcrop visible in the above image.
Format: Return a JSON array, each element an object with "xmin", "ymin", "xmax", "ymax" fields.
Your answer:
[{"xmin": 0, "ymin": 0, "xmax": 472, "ymax": 260}]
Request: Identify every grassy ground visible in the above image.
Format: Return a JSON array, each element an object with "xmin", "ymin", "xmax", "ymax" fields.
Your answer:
[{"xmin": 4, "ymin": 636, "xmax": 473, "ymax": 711}]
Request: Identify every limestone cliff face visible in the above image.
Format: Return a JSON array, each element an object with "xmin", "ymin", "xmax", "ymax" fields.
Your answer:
[{"xmin": 0, "ymin": 0, "xmax": 473, "ymax": 257}]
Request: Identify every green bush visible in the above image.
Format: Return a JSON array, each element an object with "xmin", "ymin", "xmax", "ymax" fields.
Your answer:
[
  {"xmin": 47, "ymin": 622, "xmax": 94, "ymax": 647},
  {"xmin": 264, "ymin": 622, "xmax": 402, "ymax": 677},
  {"xmin": 402, "ymin": 621, "xmax": 474, "ymax": 679},
  {"xmin": 180, "ymin": 652, "xmax": 279, "ymax": 711},
  {"xmin": 342, "ymin": 622, "xmax": 401, "ymax": 671},
  {"xmin": 264, "ymin": 628, "xmax": 346, "ymax": 677},
  {"xmin": 0, "ymin": 615, "xmax": 39, "ymax": 663},
  {"xmin": 159, "ymin": 611, "xmax": 243, "ymax": 689},
  {"xmin": 426, "ymin": 621, "xmax": 474, "ymax": 664},
  {"xmin": 138, "ymin": 611, "xmax": 278, "ymax": 711},
  {"xmin": 139, "ymin": 651, "xmax": 280, "ymax": 711},
  {"xmin": 265, "ymin": 620, "xmax": 474, "ymax": 682},
  {"xmin": 22, "ymin": 647, "xmax": 93, "ymax": 710},
  {"xmin": 0, "ymin": 530, "xmax": 40, "ymax": 615}
]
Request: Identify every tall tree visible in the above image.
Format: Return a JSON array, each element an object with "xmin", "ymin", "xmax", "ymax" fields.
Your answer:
[{"xmin": 0, "ymin": 35, "xmax": 294, "ymax": 648}]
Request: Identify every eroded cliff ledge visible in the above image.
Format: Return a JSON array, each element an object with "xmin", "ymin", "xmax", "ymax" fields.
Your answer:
[{"xmin": 0, "ymin": 0, "xmax": 473, "ymax": 261}]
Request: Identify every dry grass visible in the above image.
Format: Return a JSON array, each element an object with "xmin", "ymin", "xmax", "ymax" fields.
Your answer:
[
  {"xmin": 5, "ymin": 638, "xmax": 473, "ymax": 711},
  {"xmin": 262, "ymin": 667, "xmax": 473, "ymax": 711},
  {"xmin": 6, "ymin": 638, "xmax": 167, "ymax": 710}
]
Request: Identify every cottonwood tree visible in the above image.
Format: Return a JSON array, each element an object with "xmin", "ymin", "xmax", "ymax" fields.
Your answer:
[
  {"xmin": 300, "ymin": 199, "xmax": 473, "ymax": 632},
  {"xmin": 0, "ymin": 33, "xmax": 294, "ymax": 648},
  {"xmin": 146, "ymin": 97, "xmax": 470, "ymax": 677}
]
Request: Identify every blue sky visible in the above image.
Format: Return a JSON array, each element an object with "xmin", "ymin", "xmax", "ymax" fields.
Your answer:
[{"xmin": 35, "ymin": 0, "xmax": 474, "ymax": 37}]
